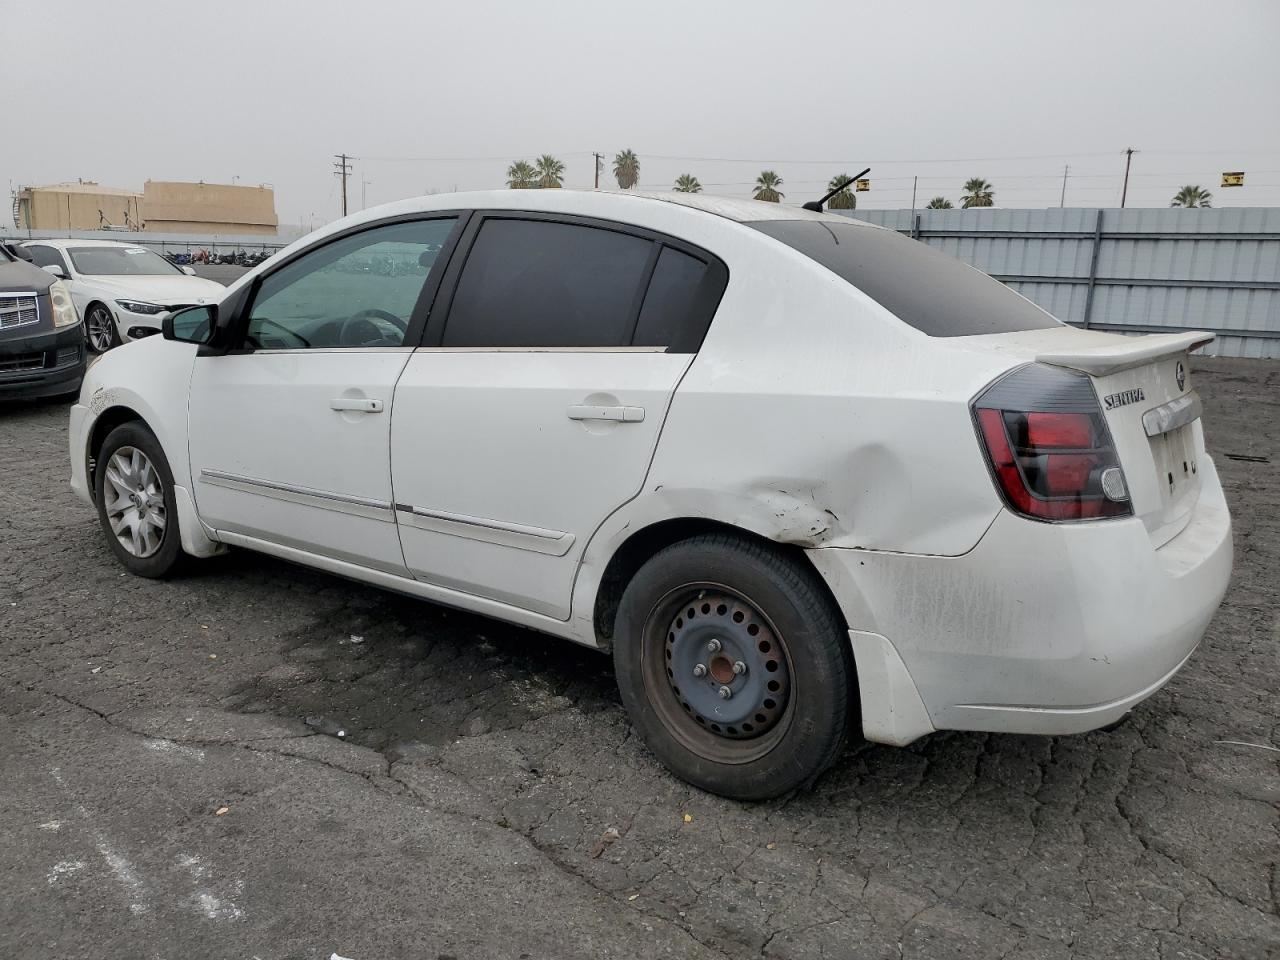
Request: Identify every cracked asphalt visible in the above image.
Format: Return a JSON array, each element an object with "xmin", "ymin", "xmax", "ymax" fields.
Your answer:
[{"xmin": 1, "ymin": 357, "xmax": 1277, "ymax": 960}]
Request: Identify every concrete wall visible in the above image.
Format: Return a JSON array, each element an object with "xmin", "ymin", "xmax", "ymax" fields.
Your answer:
[
  {"xmin": 834, "ymin": 207, "xmax": 1280, "ymax": 359},
  {"xmin": 141, "ymin": 181, "xmax": 278, "ymax": 235}
]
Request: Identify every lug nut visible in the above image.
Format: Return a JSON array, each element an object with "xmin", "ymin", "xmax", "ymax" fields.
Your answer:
[
  {"xmin": 732, "ymin": 660, "xmax": 747, "ymax": 676},
  {"xmin": 718, "ymin": 685, "xmax": 732, "ymax": 700},
  {"xmin": 706, "ymin": 638, "xmax": 722, "ymax": 654},
  {"xmin": 692, "ymin": 664, "xmax": 707, "ymax": 678}
]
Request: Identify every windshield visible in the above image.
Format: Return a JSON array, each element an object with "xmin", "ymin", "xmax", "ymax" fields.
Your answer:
[
  {"xmin": 67, "ymin": 246, "xmax": 182, "ymax": 276},
  {"xmin": 747, "ymin": 219, "xmax": 1062, "ymax": 337}
]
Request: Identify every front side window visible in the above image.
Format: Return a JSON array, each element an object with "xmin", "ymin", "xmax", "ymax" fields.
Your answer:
[
  {"xmin": 26, "ymin": 245, "xmax": 70, "ymax": 273},
  {"xmin": 244, "ymin": 218, "xmax": 456, "ymax": 350},
  {"xmin": 443, "ymin": 218, "xmax": 653, "ymax": 348},
  {"xmin": 67, "ymin": 246, "xmax": 180, "ymax": 276}
]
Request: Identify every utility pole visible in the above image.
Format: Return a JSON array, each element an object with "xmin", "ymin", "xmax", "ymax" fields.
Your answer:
[
  {"xmin": 1060, "ymin": 164, "xmax": 1068, "ymax": 207},
  {"xmin": 361, "ymin": 178, "xmax": 372, "ymax": 210},
  {"xmin": 333, "ymin": 153, "xmax": 353, "ymax": 217},
  {"xmin": 1120, "ymin": 148, "xmax": 1135, "ymax": 208},
  {"xmin": 910, "ymin": 176, "xmax": 918, "ymax": 214},
  {"xmin": 593, "ymin": 152, "xmax": 603, "ymax": 190}
]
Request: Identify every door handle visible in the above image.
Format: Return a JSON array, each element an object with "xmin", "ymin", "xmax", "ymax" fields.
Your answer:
[
  {"xmin": 567, "ymin": 404, "xmax": 644, "ymax": 423},
  {"xmin": 330, "ymin": 398, "xmax": 384, "ymax": 413}
]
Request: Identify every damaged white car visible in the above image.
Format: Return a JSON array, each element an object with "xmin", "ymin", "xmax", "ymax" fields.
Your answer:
[{"xmin": 68, "ymin": 190, "xmax": 1232, "ymax": 799}]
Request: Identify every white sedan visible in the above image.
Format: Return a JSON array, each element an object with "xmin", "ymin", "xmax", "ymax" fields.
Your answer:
[
  {"xmin": 67, "ymin": 190, "xmax": 1233, "ymax": 799},
  {"xmin": 23, "ymin": 238, "xmax": 224, "ymax": 353}
]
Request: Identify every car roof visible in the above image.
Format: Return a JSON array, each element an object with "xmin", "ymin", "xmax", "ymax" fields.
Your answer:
[{"xmin": 23, "ymin": 238, "xmax": 151, "ymax": 249}]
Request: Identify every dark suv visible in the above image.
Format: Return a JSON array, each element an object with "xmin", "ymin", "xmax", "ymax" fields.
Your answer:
[{"xmin": 0, "ymin": 242, "xmax": 86, "ymax": 401}]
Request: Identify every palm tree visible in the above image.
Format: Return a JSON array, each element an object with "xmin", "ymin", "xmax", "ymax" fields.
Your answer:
[
  {"xmin": 506, "ymin": 160, "xmax": 537, "ymax": 189},
  {"xmin": 613, "ymin": 149, "xmax": 640, "ymax": 189},
  {"xmin": 926, "ymin": 197, "xmax": 954, "ymax": 209},
  {"xmin": 826, "ymin": 174, "xmax": 856, "ymax": 210},
  {"xmin": 673, "ymin": 174, "xmax": 702, "ymax": 193},
  {"xmin": 535, "ymin": 154, "xmax": 565, "ymax": 189},
  {"xmin": 753, "ymin": 170, "xmax": 784, "ymax": 203},
  {"xmin": 960, "ymin": 178, "xmax": 995, "ymax": 208},
  {"xmin": 1170, "ymin": 185, "xmax": 1212, "ymax": 208}
]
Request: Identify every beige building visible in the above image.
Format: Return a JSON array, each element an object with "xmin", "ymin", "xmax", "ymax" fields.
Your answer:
[
  {"xmin": 13, "ymin": 180, "xmax": 278, "ymax": 235},
  {"xmin": 13, "ymin": 182, "xmax": 142, "ymax": 231},
  {"xmin": 141, "ymin": 181, "xmax": 278, "ymax": 235}
]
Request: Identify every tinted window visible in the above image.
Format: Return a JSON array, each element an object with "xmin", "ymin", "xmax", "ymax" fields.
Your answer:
[
  {"xmin": 26, "ymin": 245, "xmax": 69, "ymax": 273},
  {"xmin": 633, "ymin": 247, "xmax": 709, "ymax": 348},
  {"xmin": 443, "ymin": 219, "xmax": 652, "ymax": 348},
  {"xmin": 748, "ymin": 220, "xmax": 1061, "ymax": 337},
  {"xmin": 246, "ymin": 218, "xmax": 455, "ymax": 350}
]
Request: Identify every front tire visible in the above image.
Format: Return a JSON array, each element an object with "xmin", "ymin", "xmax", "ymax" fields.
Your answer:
[
  {"xmin": 94, "ymin": 422, "xmax": 185, "ymax": 578},
  {"xmin": 86, "ymin": 302, "xmax": 120, "ymax": 353},
  {"xmin": 613, "ymin": 534, "xmax": 855, "ymax": 801}
]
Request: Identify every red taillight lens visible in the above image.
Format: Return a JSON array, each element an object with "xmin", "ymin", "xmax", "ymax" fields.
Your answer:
[{"xmin": 974, "ymin": 365, "xmax": 1131, "ymax": 522}]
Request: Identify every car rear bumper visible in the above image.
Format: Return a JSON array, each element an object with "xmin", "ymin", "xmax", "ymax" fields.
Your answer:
[
  {"xmin": 810, "ymin": 456, "xmax": 1233, "ymax": 742},
  {"xmin": 0, "ymin": 326, "xmax": 86, "ymax": 400}
]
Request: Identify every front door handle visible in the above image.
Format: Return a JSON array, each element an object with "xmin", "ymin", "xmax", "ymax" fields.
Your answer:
[
  {"xmin": 567, "ymin": 404, "xmax": 644, "ymax": 423},
  {"xmin": 330, "ymin": 397, "xmax": 384, "ymax": 413}
]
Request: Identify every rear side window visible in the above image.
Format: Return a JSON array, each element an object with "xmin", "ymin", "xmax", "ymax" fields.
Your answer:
[
  {"xmin": 633, "ymin": 247, "xmax": 708, "ymax": 348},
  {"xmin": 443, "ymin": 219, "xmax": 652, "ymax": 348},
  {"xmin": 747, "ymin": 220, "xmax": 1061, "ymax": 337}
]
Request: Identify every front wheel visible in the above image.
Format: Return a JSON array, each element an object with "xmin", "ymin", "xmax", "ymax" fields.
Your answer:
[
  {"xmin": 94, "ymin": 422, "xmax": 185, "ymax": 578},
  {"xmin": 86, "ymin": 303, "xmax": 120, "ymax": 353},
  {"xmin": 613, "ymin": 534, "xmax": 855, "ymax": 801}
]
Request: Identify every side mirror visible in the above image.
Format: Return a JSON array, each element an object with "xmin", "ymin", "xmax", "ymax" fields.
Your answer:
[
  {"xmin": 41, "ymin": 263, "xmax": 67, "ymax": 279},
  {"xmin": 181, "ymin": 265, "xmax": 196, "ymax": 276},
  {"xmin": 163, "ymin": 305, "xmax": 216, "ymax": 345}
]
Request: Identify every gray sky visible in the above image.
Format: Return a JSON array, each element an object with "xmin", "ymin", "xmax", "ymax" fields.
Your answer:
[{"xmin": 4, "ymin": 0, "xmax": 1279, "ymax": 230}]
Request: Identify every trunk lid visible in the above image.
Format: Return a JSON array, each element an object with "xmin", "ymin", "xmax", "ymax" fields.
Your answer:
[{"xmin": 1037, "ymin": 330, "xmax": 1213, "ymax": 546}]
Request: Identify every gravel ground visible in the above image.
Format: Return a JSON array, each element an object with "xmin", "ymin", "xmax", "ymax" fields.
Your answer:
[{"xmin": 0, "ymin": 357, "xmax": 1276, "ymax": 960}]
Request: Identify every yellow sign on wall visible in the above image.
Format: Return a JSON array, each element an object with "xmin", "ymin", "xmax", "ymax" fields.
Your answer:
[
  {"xmin": 855, "ymin": 179, "xmax": 871, "ymax": 192},
  {"xmin": 1221, "ymin": 172, "xmax": 1245, "ymax": 187}
]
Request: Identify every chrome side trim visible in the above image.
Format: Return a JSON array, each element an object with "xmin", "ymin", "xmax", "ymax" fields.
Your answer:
[
  {"xmin": 396, "ymin": 504, "xmax": 575, "ymax": 557},
  {"xmin": 199, "ymin": 469, "xmax": 395, "ymax": 522},
  {"xmin": 1142, "ymin": 391, "xmax": 1202, "ymax": 438}
]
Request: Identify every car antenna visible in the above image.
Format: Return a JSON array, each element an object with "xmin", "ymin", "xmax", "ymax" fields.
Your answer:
[{"xmin": 802, "ymin": 168, "xmax": 870, "ymax": 213}]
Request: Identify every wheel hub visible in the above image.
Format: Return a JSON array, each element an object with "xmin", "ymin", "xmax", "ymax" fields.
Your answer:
[
  {"xmin": 103, "ymin": 446, "xmax": 166, "ymax": 559},
  {"xmin": 663, "ymin": 592, "xmax": 790, "ymax": 739}
]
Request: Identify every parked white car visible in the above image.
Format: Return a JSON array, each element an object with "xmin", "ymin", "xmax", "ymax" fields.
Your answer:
[
  {"xmin": 67, "ymin": 190, "xmax": 1232, "ymax": 799},
  {"xmin": 23, "ymin": 239, "xmax": 224, "ymax": 353}
]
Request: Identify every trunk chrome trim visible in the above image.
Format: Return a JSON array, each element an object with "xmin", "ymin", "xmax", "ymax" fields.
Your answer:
[
  {"xmin": 1142, "ymin": 392, "xmax": 1202, "ymax": 438},
  {"xmin": 395, "ymin": 504, "xmax": 575, "ymax": 557},
  {"xmin": 198, "ymin": 469, "xmax": 395, "ymax": 522}
]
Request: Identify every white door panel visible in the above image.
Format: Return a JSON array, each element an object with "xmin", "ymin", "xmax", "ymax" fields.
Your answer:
[
  {"xmin": 188, "ymin": 351, "xmax": 412, "ymax": 573},
  {"xmin": 390, "ymin": 351, "xmax": 692, "ymax": 618}
]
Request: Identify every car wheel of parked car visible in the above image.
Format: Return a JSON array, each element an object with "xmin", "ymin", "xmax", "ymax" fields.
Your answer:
[
  {"xmin": 613, "ymin": 533, "xmax": 855, "ymax": 800},
  {"xmin": 94, "ymin": 422, "xmax": 184, "ymax": 578},
  {"xmin": 86, "ymin": 303, "xmax": 119, "ymax": 353}
]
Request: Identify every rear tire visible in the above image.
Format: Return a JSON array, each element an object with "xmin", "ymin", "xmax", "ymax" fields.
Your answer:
[
  {"xmin": 94, "ymin": 422, "xmax": 185, "ymax": 578},
  {"xmin": 613, "ymin": 533, "xmax": 854, "ymax": 801}
]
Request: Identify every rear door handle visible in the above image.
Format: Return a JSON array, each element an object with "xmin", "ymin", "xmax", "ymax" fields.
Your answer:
[
  {"xmin": 567, "ymin": 404, "xmax": 644, "ymax": 423},
  {"xmin": 330, "ymin": 397, "xmax": 384, "ymax": 413}
]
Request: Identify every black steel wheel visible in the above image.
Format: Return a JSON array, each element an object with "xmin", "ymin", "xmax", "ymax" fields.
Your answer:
[{"xmin": 614, "ymin": 533, "xmax": 855, "ymax": 800}]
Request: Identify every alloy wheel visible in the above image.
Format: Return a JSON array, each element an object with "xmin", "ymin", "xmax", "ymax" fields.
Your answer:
[
  {"xmin": 87, "ymin": 305, "xmax": 115, "ymax": 352},
  {"xmin": 103, "ymin": 446, "xmax": 167, "ymax": 558}
]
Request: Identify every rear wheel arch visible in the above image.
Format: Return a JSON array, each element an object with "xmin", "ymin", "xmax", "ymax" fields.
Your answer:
[{"xmin": 592, "ymin": 517, "xmax": 850, "ymax": 649}]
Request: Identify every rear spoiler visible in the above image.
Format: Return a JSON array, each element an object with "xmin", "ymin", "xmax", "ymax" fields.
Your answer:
[{"xmin": 1036, "ymin": 330, "xmax": 1215, "ymax": 377}]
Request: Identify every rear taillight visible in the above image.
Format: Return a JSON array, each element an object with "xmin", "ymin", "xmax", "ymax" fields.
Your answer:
[{"xmin": 972, "ymin": 364, "xmax": 1132, "ymax": 522}]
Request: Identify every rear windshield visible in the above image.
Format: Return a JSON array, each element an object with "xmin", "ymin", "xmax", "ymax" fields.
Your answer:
[{"xmin": 748, "ymin": 220, "xmax": 1061, "ymax": 337}]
